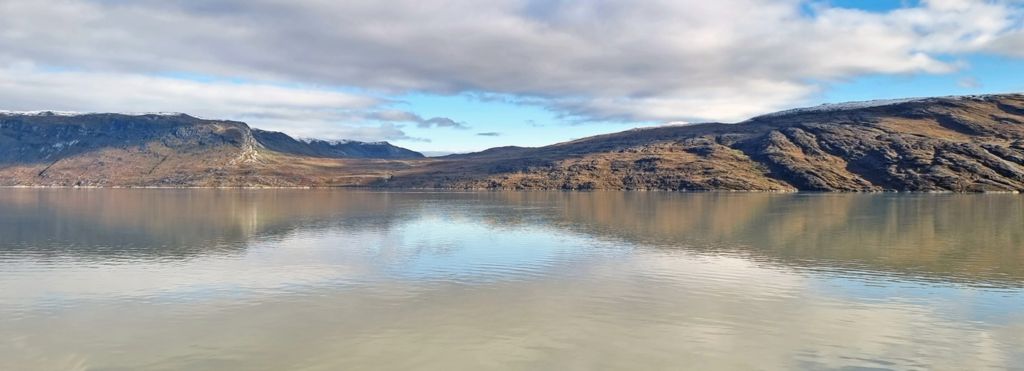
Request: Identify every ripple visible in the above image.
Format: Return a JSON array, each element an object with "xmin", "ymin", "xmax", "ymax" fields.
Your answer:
[{"xmin": 1, "ymin": 189, "xmax": 1023, "ymax": 370}]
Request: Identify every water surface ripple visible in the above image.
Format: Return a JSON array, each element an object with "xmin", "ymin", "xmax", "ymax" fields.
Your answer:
[{"xmin": 0, "ymin": 190, "xmax": 1022, "ymax": 370}]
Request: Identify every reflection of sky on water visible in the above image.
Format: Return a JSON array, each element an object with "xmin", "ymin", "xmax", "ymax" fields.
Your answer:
[
  {"xmin": 810, "ymin": 274, "xmax": 1024, "ymax": 325},
  {"xmin": 2, "ymin": 189, "xmax": 1024, "ymax": 370},
  {"xmin": 380, "ymin": 218, "xmax": 627, "ymax": 283},
  {"xmin": 3, "ymin": 192, "xmax": 1023, "ymax": 308}
]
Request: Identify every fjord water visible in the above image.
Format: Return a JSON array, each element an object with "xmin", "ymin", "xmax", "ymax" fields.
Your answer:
[{"xmin": 1, "ymin": 190, "xmax": 1023, "ymax": 370}]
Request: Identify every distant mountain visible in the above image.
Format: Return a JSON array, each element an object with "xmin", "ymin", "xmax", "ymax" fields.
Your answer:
[
  {"xmin": 438, "ymin": 146, "xmax": 532, "ymax": 159},
  {"xmin": 2, "ymin": 93, "xmax": 1024, "ymax": 191},
  {"xmin": 251, "ymin": 129, "xmax": 423, "ymax": 159}
]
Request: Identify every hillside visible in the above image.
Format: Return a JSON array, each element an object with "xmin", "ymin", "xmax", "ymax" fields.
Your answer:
[
  {"xmin": 0, "ymin": 112, "xmax": 420, "ymax": 187},
  {"xmin": 384, "ymin": 94, "xmax": 1024, "ymax": 192},
  {"xmin": 2, "ymin": 94, "xmax": 1024, "ymax": 191}
]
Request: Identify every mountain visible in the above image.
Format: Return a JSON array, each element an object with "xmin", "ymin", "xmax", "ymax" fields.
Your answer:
[
  {"xmin": 2, "ymin": 93, "xmax": 1024, "ymax": 191},
  {"xmin": 383, "ymin": 94, "xmax": 1024, "ymax": 192},
  {"xmin": 251, "ymin": 129, "xmax": 423, "ymax": 159},
  {"xmin": 0, "ymin": 112, "xmax": 421, "ymax": 187}
]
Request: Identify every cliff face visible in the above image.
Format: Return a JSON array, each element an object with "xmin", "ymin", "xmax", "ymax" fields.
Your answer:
[
  {"xmin": 386, "ymin": 94, "xmax": 1024, "ymax": 192},
  {"xmin": 2, "ymin": 94, "xmax": 1024, "ymax": 191}
]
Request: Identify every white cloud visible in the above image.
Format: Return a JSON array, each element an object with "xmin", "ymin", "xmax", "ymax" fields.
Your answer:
[
  {"xmin": 958, "ymin": 76, "xmax": 983, "ymax": 88},
  {"xmin": 0, "ymin": 0, "xmax": 1022, "ymax": 131},
  {"xmin": 0, "ymin": 66, "xmax": 439, "ymax": 142},
  {"xmin": 990, "ymin": 31, "xmax": 1024, "ymax": 57},
  {"xmin": 365, "ymin": 110, "xmax": 469, "ymax": 129}
]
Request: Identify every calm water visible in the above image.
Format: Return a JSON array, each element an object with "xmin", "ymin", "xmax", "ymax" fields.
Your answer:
[{"xmin": 1, "ymin": 190, "xmax": 1023, "ymax": 370}]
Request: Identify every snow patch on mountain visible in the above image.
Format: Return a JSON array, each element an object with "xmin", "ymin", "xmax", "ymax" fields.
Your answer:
[
  {"xmin": 755, "ymin": 98, "xmax": 926, "ymax": 119},
  {"xmin": 752, "ymin": 94, "xmax": 1000, "ymax": 120},
  {"xmin": 299, "ymin": 138, "xmax": 389, "ymax": 146},
  {"xmin": 0, "ymin": 110, "xmax": 191, "ymax": 117}
]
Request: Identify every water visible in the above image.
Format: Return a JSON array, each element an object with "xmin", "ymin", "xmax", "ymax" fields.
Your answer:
[{"xmin": 1, "ymin": 189, "xmax": 1022, "ymax": 370}]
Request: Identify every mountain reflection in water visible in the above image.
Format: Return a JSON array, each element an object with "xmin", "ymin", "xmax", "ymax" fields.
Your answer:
[{"xmin": 0, "ymin": 189, "xmax": 1022, "ymax": 370}]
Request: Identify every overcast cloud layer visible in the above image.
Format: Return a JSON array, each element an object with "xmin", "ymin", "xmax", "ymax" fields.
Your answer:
[{"xmin": 1, "ymin": 0, "xmax": 1023, "ymax": 141}]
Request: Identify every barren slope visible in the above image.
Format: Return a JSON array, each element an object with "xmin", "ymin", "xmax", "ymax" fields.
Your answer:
[
  {"xmin": 0, "ymin": 113, "xmax": 418, "ymax": 187},
  {"xmin": 385, "ymin": 94, "xmax": 1024, "ymax": 192},
  {"xmin": 2, "ymin": 94, "xmax": 1024, "ymax": 191}
]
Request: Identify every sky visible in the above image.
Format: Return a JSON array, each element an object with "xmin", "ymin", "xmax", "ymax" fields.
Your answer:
[{"xmin": 1, "ymin": 0, "xmax": 1024, "ymax": 154}]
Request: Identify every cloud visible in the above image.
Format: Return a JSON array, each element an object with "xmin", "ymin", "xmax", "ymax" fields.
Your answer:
[
  {"xmin": 989, "ymin": 31, "xmax": 1024, "ymax": 57},
  {"xmin": 0, "ymin": 0, "xmax": 1022, "ymax": 125},
  {"xmin": 476, "ymin": 132, "xmax": 501, "ymax": 136},
  {"xmin": 0, "ymin": 65, "xmax": 429, "ymax": 142},
  {"xmin": 958, "ymin": 76, "xmax": 983, "ymax": 88},
  {"xmin": 364, "ymin": 110, "xmax": 469, "ymax": 129},
  {"xmin": 292, "ymin": 123, "xmax": 430, "ymax": 143},
  {"xmin": 419, "ymin": 117, "xmax": 468, "ymax": 129}
]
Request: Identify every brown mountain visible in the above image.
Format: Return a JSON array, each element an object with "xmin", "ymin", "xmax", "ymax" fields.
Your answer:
[
  {"xmin": 0, "ymin": 112, "xmax": 420, "ymax": 187},
  {"xmin": 384, "ymin": 93, "xmax": 1024, "ymax": 192},
  {"xmin": 2, "ymin": 93, "xmax": 1024, "ymax": 191}
]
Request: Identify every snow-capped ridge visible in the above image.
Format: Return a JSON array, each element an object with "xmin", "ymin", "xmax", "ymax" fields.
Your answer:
[
  {"xmin": 752, "ymin": 94, "xmax": 1003, "ymax": 120},
  {"xmin": 0, "ymin": 110, "xmax": 195, "ymax": 118},
  {"xmin": 629, "ymin": 121, "xmax": 693, "ymax": 132},
  {"xmin": 299, "ymin": 138, "xmax": 389, "ymax": 146}
]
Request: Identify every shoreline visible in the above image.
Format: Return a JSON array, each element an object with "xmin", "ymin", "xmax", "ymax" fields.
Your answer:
[{"xmin": 0, "ymin": 185, "xmax": 1019, "ymax": 194}]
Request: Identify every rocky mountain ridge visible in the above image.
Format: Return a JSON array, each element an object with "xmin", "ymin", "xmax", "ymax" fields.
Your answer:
[
  {"xmin": 0, "ymin": 112, "xmax": 420, "ymax": 187},
  {"xmin": 2, "ymin": 93, "xmax": 1024, "ymax": 191},
  {"xmin": 383, "ymin": 93, "xmax": 1024, "ymax": 192}
]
